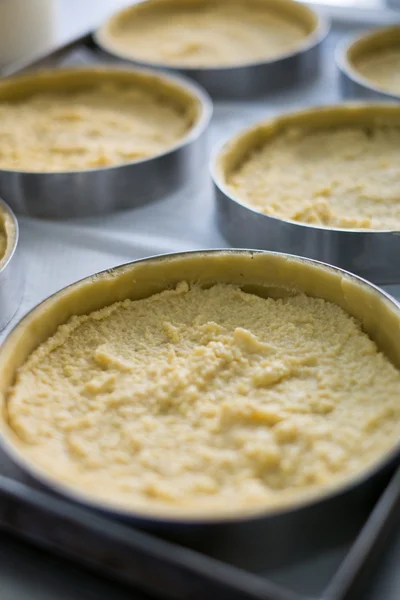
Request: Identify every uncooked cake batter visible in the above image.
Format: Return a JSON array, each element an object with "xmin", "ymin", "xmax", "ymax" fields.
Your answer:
[
  {"xmin": 7, "ymin": 282, "xmax": 400, "ymax": 514},
  {"xmin": 103, "ymin": 1, "xmax": 309, "ymax": 67},
  {"xmin": 227, "ymin": 125, "xmax": 400, "ymax": 230},
  {"xmin": 356, "ymin": 48, "xmax": 400, "ymax": 95},
  {"xmin": 0, "ymin": 82, "xmax": 192, "ymax": 172}
]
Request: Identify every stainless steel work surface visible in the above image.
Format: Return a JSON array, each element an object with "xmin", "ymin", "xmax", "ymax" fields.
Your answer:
[{"xmin": 0, "ymin": 2, "xmax": 399, "ymax": 599}]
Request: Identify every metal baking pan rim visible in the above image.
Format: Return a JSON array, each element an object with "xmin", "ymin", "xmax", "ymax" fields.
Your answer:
[
  {"xmin": 0, "ymin": 198, "xmax": 23, "ymax": 332},
  {"xmin": 94, "ymin": 0, "xmax": 330, "ymax": 72},
  {"xmin": 0, "ymin": 65, "xmax": 213, "ymax": 177},
  {"xmin": 210, "ymin": 102, "xmax": 400, "ymax": 235},
  {"xmin": 335, "ymin": 28, "xmax": 400, "ymax": 103},
  {"xmin": 212, "ymin": 166, "xmax": 400, "ymax": 235},
  {"xmin": 0, "ymin": 248, "xmax": 400, "ymax": 526},
  {"xmin": 0, "ymin": 198, "xmax": 19, "ymax": 272}
]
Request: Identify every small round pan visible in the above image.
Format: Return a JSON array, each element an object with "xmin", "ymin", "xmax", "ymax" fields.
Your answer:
[
  {"xmin": 211, "ymin": 104, "xmax": 400, "ymax": 284},
  {"xmin": 95, "ymin": 0, "xmax": 330, "ymax": 99},
  {"xmin": 0, "ymin": 249, "xmax": 399, "ymax": 535},
  {"xmin": 0, "ymin": 198, "xmax": 23, "ymax": 331},
  {"xmin": 0, "ymin": 66, "xmax": 212, "ymax": 219},
  {"xmin": 336, "ymin": 25, "xmax": 400, "ymax": 101}
]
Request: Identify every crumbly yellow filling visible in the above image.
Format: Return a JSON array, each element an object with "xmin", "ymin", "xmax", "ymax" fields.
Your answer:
[
  {"xmin": 0, "ymin": 82, "xmax": 191, "ymax": 172},
  {"xmin": 227, "ymin": 125, "xmax": 400, "ymax": 230},
  {"xmin": 8, "ymin": 282, "xmax": 400, "ymax": 514},
  {"xmin": 105, "ymin": 1, "xmax": 308, "ymax": 67}
]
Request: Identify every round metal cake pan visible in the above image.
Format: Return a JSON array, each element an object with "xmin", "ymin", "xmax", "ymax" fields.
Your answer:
[
  {"xmin": 212, "ymin": 104, "xmax": 400, "ymax": 285},
  {"xmin": 0, "ymin": 198, "xmax": 23, "ymax": 331},
  {"xmin": 0, "ymin": 66, "xmax": 212, "ymax": 219},
  {"xmin": 0, "ymin": 249, "xmax": 399, "ymax": 545},
  {"xmin": 95, "ymin": 0, "xmax": 330, "ymax": 99},
  {"xmin": 336, "ymin": 25, "xmax": 400, "ymax": 102}
]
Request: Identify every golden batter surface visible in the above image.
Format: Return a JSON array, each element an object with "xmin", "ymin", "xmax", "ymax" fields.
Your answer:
[
  {"xmin": 7, "ymin": 282, "xmax": 400, "ymax": 515},
  {"xmin": 104, "ymin": 2, "xmax": 308, "ymax": 67},
  {"xmin": 0, "ymin": 83, "xmax": 192, "ymax": 172},
  {"xmin": 356, "ymin": 48, "xmax": 400, "ymax": 95},
  {"xmin": 227, "ymin": 125, "xmax": 400, "ymax": 230}
]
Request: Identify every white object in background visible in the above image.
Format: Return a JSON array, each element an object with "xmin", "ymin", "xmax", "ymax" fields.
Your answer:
[
  {"xmin": 0, "ymin": 0, "xmax": 56, "ymax": 68},
  {"xmin": 56, "ymin": 0, "xmax": 133, "ymax": 42}
]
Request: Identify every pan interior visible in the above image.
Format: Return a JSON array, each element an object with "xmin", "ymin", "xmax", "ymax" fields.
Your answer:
[
  {"xmin": 216, "ymin": 104, "xmax": 400, "ymax": 179},
  {"xmin": 345, "ymin": 27, "xmax": 400, "ymax": 96},
  {"xmin": 214, "ymin": 104, "xmax": 400, "ymax": 231},
  {"xmin": 0, "ymin": 67, "xmax": 204, "ymax": 173},
  {"xmin": 96, "ymin": 0, "xmax": 320, "ymax": 69},
  {"xmin": 0, "ymin": 251, "xmax": 399, "ymax": 521}
]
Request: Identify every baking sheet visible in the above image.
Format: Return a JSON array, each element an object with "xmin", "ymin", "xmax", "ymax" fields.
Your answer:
[{"xmin": 0, "ymin": 8, "xmax": 399, "ymax": 600}]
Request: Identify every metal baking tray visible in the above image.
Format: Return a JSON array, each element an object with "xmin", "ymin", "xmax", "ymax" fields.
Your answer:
[
  {"xmin": 0, "ymin": 6, "xmax": 399, "ymax": 600},
  {"xmin": 0, "ymin": 448, "xmax": 398, "ymax": 600}
]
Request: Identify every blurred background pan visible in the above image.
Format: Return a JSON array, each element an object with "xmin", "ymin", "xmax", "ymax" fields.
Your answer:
[
  {"xmin": 336, "ymin": 25, "xmax": 400, "ymax": 102},
  {"xmin": 95, "ymin": 0, "xmax": 330, "ymax": 99}
]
